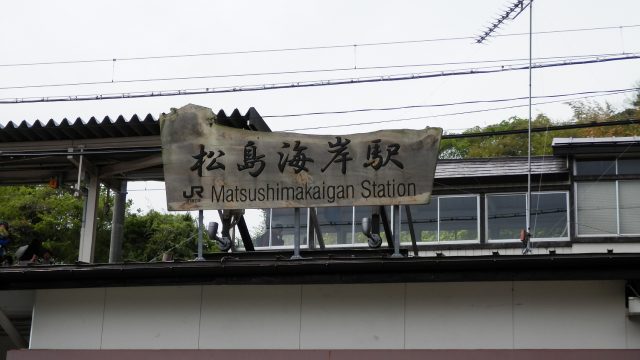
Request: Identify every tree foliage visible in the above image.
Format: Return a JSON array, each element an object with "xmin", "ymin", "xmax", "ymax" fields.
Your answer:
[
  {"xmin": 0, "ymin": 185, "xmax": 206, "ymax": 264},
  {"xmin": 439, "ymin": 91, "xmax": 640, "ymax": 159},
  {"xmin": 122, "ymin": 210, "xmax": 213, "ymax": 262}
]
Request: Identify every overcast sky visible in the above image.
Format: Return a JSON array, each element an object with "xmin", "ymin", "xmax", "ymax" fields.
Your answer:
[{"xmin": 1, "ymin": 0, "xmax": 639, "ymax": 215}]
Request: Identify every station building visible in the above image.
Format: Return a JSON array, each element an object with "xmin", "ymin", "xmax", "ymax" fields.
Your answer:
[{"xmin": 0, "ymin": 109, "xmax": 639, "ymax": 359}]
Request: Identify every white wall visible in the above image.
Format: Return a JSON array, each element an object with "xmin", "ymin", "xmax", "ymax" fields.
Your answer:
[{"xmin": 29, "ymin": 281, "xmax": 639, "ymax": 350}]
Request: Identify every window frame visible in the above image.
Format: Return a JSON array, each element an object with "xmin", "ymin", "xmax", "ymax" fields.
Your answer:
[
  {"xmin": 575, "ymin": 180, "xmax": 640, "ymax": 237},
  {"xmin": 401, "ymin": 194, "xmax": 480, "ymax": 245},
  {"xmin": 486, "ymin": 191, "xmax": 570, "ymax": 243},
  {"xmin": 255, "ymin": 208, "xmax": 311, "ymax": 249}
]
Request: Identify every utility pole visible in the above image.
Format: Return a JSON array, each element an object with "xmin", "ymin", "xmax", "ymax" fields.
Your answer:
[{"xmin": 476, "ymin": 0, "xmax": 534, "ymax": 252}]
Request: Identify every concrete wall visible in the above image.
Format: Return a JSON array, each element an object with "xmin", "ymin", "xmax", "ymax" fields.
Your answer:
[{"xmin": 29, "ymin": 281, "xmax": 640, "ymax": 350}]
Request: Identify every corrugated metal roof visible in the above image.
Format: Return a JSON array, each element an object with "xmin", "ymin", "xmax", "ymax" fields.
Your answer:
[
  {"xmin": 0, "ymin": 106, "xmax": 268, "ymax": 143},
  {"xmin": 435, "ymin": 156, "xmax": 567, "ymax": 179},
  {"xmin": 0, "ymin": 114, "xmax": 159, "ymax": 142}
]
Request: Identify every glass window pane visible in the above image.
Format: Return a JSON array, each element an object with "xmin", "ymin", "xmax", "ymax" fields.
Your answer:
[
  {"xmin": 618, "ymin": 159, "xmax": 640, "ymax": 175},
  {"xmin": 354, "ymin": 207, "xmax": 373, "ymax": 244},
  {"xmin": 531, "ymin": 193, "xmax": 568, "ymax": 239},
  {"xmin": 439, "ymin": 196, "xmax": 478, "ymax": 241},
  {"xmin": 576, "ymin": 182, "xmax": 617, "ymax": 235},
  {"xmin": 487, "ymin": 194, "xmax": 526, "ymax": 240},
  {"xmin": 252, "ymin": 209, "xmax": 271, "ymax": 247},
  {"xmin": 402, "ymin": 201, "xmax": 437, "ymax": 243},
  {"xmin": 316, "ymin": 206, "xmax": 354, "ymax": 245},
  {"xmin": 619, "ymin": 181, "xmax": 640, "ymax": 235},
  {"xmin": 270, "ymin": 208, "xmax": 308, "ymax": 246},
  {"xmin": 575, "ymin": 160, "xmax": 616, "ymax": 176}
]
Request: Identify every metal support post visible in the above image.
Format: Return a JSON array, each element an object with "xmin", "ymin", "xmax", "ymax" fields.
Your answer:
[
  {"xmin": 237, "ymin": 216, "xmax": 255, "ymax": 251},
  {"xmin": 391, "ymin": 205, "xmax": 403, "ymax": 258},
  {"xmin": 78, "ymin": 174, "xmax": 99, "ymax": 263},
  {"xmin": 291, "ymin": 207, "xmax": 302, "ymax": 259},
  {"xmin": 109, "ymin": 181, "xmax": 127, "ymax": 263},
  {"xmin": 309, "ymin": 208, "xmax": 325, "ymax": 250},
  {"xmin": 196, "ymin": 210, "xmax": 205, "ymax": 261},
  {"xmin": 404, "ymin": 205, "xmax": 419, "ymax": 256},
  {"xmin": 379, "ymin": 206, "xmax": 394, "ymax": 248}
]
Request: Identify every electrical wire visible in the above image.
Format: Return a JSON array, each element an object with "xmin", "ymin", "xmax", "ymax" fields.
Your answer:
[
  {"xmin": 1, "ymin": 24, "xmax": 638, "ymax": 68},
  {"xmin": 285, "ymin": 91, "xmax": 639, "ymax": 131},
  {"xmin": 1, "ymin": 53, "xmax": 638, "ymax": 105},
  {"xmin": 0, "ymin": 52, "xmax": 631, "ymax": 91},
  {"xmin": 265, "ymin": 87, "xmax": 638, "ymax": 118}
]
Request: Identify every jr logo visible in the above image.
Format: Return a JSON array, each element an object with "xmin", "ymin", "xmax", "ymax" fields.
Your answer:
[{"xmin": 183, "ymin": 186, "xmax": 204, "ymax": 199}]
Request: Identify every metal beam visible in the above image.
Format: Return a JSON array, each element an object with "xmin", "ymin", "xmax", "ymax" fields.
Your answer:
[
  {"xmin": 0, "ymin": 307, "xmax": 27, "ymax": 349},
  {"xmin": 99, "ymin": 154, "xmax": 163, "ymax": 179},
  {"xmin": 308, "ymin": 208, "xmax": 325, "ymax": 250},
  {"xmin": 379, "ymin": 206, "xmax": 394, "ymax": 248},
  {"xmin": 237, "ymin": 216, "xmax": 255, "ymax": 251},
  {"xmin": 0, "ymin": 136, "xmax": 160, "ymax": 153}
]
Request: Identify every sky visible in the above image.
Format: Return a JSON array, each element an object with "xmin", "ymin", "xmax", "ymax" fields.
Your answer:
[{"xmin": 1, "ymin": 0, "xmax": 639, "ymax": 219}]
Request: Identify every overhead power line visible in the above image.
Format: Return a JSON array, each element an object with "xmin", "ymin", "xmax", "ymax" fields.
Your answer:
[
  {"xmin": 285, "ymin": 90, "xmax": 637, "ymax": 131},
  {"xmin": 0, "ymin": 52, "xmax": 629, "ymax": 91},
  {"xmin": 264, "ymin": 87, "xmax": 638, "ymax": 118},
  {"xmin": 1, "ymin": 53, "xmax": 638, "ymax": 105},
  {"xmin": 0, "ymin": 24, "xmax": 638, "ymax": 68}
]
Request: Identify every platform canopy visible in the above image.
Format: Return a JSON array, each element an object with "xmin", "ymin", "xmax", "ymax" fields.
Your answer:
[{"xmin": 0, "ymin": 107, "xmax": 268, "ymax": 188}]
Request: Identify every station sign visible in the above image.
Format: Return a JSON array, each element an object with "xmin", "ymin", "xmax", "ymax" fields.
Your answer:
[{"xmin": 161, "ymin": 104, "xmax": 441, "ymax": 211}]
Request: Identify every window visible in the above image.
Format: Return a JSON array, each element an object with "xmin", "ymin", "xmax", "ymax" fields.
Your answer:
[
  {"xmin": 576, "ymin": 182, "xmax": 617, "ymax": 235},
  {"xmin": 618, "ymin": 159, "xmax": 640, "ymax": 175},
  {"xmin": 403, "ymin": 201, "xmax": 437, "ymax": 242},
  {"xmin": 575, "ymin": 159, "xmax": 616, "ymax": 176},
  {"xmin": 487, "ymin": 192, "xmax": 569, "ymax": 241},
  {"xmin": 257, "ymin": 208, "xmax": 308, "ymax": 247},
  {"xmin": 577, "ymin": 180, "xmax": 640, "ymax": 236},
  {"xmin": 439, "ymin": 196, "xmax": 479, "ymax": 241},
  {"xmin": 486, "ymin": 194, "xmax": 526, "ymax": 241},
  {"xmin": 315, "ymin": 206, "xmax": 355, "ymax": 245},
  {"xmin": 401, "ymin": 195, "xmax": 479, "ymax": 243},
  {"xmin": 575, "ymin": 159, "xmax": 640, "ymax": 237},
  {"xmin": 619, "ymin": 181, "xmax": 640, "ymax": 234},
  {"xmin": 531, "ymin": 193, "xmax": 569, "ymax": 239}
]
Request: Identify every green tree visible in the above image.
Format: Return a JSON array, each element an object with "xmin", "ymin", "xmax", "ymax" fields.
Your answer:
[
  {"xmin": 122, "ymin": 210, "xmax": 209, "ymax": 262},
  {"xmin": 439, "ymin": 114, "xmax": 559, "ymax": 159},
  {"xmin": 0, "ymin": 185, "xmax": 209, "ymax": 263},
  {"xmin": 440, "ymin": 89, "xmax": 640, "ymax": 159},
  {"xmin": 0, "ymin": 186, "xmax": 83, "ymax": 262}
]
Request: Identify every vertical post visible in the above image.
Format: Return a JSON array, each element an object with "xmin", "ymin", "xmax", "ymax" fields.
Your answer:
[
  {"xmin": 404, "ymin": 205, "xmax": 419, "ymax": 257},
  {"xmin": 526, "ymin": 0, "xmax": 533, "ymax": 243},
  {"xmin": 196, "ymin": 210, "xmax": 204, "ymax": 260},
  {"xmin": 109, "ymin": 181, "xmax": 127, "ymax": 263},
  {"xmin": 391, "ymin": 205, "xmax": 403, "ymax": 258},
  {"xmin": 78, "ymin": 174, "xmax": 99, "ymax": 263},
  {"xmin": 291, "ymin": 207, "xmax": 302, "ymax": 259}
]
